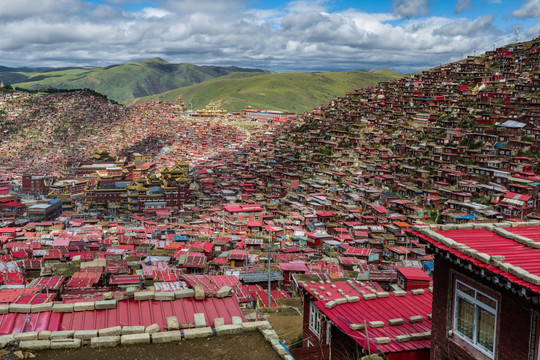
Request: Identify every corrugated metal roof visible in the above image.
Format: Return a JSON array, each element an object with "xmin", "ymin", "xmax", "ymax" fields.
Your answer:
[
  {"xmin": 500, "ymin": 120, "xmax": 526, "ymax": 128},
  {"xmin": 0, "ymin": 297, "xmax": 244, "ymax": 335},
  {"xmin": 0, "ymin": 311, "xmax": 62, "ymax": 335},
  {"xmin": 395, "ymin": 267, "xmax": 432, "ymax": 281},
  {"xmin": 183, "ymin": 274, "xmax": 240, "ymax": 293},
  {"xmin": 299, "ymin": 280, "xmax": 382, "ymax": 301},
  {"xmin": 278, "ymin": 262, "xmax": 309, "ymax": 272},
  {"xmin": 338, "ymin": 257, "xmax": 366, "ymax": 266},
  {"xmin": 240, "ymin": 272, "xmax": 283, "ymax": 283},
  {"xmin": 315, "ymin": 290, "xmax": 432, "ymax": 353},
  {"xmin": 61, "ymin": 297, "xmax": 244, "ymax": 331},
  {"xmin": 412, "ymin": 227, "xmax": 540, "ymax": 294}
]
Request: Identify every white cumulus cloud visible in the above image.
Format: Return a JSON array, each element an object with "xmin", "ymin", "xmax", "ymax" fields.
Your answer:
[{"xmin": 0, "ymin": 0, "xmax": 531, "ymax": 74}]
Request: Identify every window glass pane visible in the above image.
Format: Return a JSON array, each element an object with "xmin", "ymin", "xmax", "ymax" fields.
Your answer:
[
  {"xmin": 457, "ymin": 282, "xmax": 475, "ymax": 297},
  {"xmin": 477, "ymin": 307, "xmax": 495, "ymax": 352},
  {"xmin": 477, "ymin": 292, "xmax": 496, "ymax": 310},
  {"xmin": 456, "ymin": 296, "xmax": 474, "ymax": 340}
]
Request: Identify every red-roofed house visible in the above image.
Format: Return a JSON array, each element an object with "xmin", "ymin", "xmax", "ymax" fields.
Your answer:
[
  {"xmin": 279, "ymin": 262, "xmax": 308, "ymax": 287},
  {"xmin": 495, "ymin": 192, "xmax": 535, "ymax": 220},
  {"xmin": 0, "ymin": 201, "xmax": 26, "ymax": 217},
  {"xmin": 342, "ymin": 246, "xmax": 380, "ymax": 263},
  {"xmin": 295, "ymin": 276, "xmax": 431, "ymax": 360},
  {"xmin": 223, "ymin": 204, "xmax": 264, "ymax": 233},
  {"xmin": 228, "ymin": 248, "xmax": 248, "ymax": 267},
  {"xmin": 0, "ymin": 227, "xmax": 19, "ymax": 239},
  {"xmin": 411, "ymin": 222, "xmax": 540, "ymax": 360},
  {"xmin": 395, "ymin": 266, "xmax": 432, "ymax": 291}
]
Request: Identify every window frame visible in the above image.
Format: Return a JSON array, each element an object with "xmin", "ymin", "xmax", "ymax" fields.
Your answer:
[
  {"xmin": 326, "ymin": 322, "xmax": 331, "ymax": 345},
  {"xmin": 452, "ymin": 279, "xmax": 498, "ymax": 358},
  {"xmin": 309, "ymin": 302, "xmax": 322, "ymax": 338}
]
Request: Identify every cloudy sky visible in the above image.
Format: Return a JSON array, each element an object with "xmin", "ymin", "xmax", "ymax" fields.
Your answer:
[{"xmin": 1, "ymin": 0, "xmax": 539, "ymax": 73}]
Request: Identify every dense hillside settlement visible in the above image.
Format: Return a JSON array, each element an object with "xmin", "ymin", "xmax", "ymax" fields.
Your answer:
[{"xmin": 0, "ymin": 39, "xmax": 538, "ymax": 359}]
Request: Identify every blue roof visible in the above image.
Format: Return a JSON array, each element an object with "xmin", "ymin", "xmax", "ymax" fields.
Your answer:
[
  {"xmin": 115, "ymin": 182, "xmax": 130, "ymax": 189},
  {"xmin": 456, "ymin": 214, "xmax": 475, "ymax": 220},
  {"xmin": 174, "ymin": 235, "xmax": 189, "ymax": 241},
  {"xmin": 422, "ymin": 261, "xmax": 434, "ymax": 270},
  {"xmin": 240, "ymin": 272, "xmax": 283, "ymax": 282}
]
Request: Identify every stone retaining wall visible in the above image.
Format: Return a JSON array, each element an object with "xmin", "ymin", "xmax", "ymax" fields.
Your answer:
[{"xmin": 2, "ymin": 310, "xmax": 292, "ymax": 359}]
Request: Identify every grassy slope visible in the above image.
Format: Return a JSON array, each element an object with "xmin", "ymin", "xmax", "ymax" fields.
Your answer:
[
  {"xmin": 12, "ymin": 58, "xmax": 268, "ymax": 103},
  {"xmin": 130, "ymin": 70, "xmax": 403, "ymax": 113}
]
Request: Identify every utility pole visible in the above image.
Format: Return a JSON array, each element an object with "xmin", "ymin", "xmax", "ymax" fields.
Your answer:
[
  {"xmin": 267, "ymin": 248, "xmax": 272, "ymax": 308},
  {"xmin": 405, "ymin": 235, "xmax": 408, "ymax": 261},
  {"xmin": 245, "ymin": 242, "xmax": 248, "ymax": 272}
]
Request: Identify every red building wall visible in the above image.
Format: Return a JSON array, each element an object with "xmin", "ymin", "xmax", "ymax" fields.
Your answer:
[
  {"xmin": 301, "ymin": 291, "xmax": 330, "ymax": 358},
  {"xmin": 21, "ymin": 175, "xmax": 47, "ymax": 194},
  {"xmin": 430, "ymin": 255, "xmax": 534, "ymax": 360}
]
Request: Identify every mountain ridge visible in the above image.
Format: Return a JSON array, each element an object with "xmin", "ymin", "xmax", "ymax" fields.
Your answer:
[
  {"xmin": 2, "ymin": 58, "xmax": 271, "ymax": 103},
  {"xmin": 128, "ymin": 69, "xmax": 403, "ymax": 113}
]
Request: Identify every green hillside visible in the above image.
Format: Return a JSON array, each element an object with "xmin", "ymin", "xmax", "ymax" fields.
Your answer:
[
  {"xmin": 9, "ymin": 58, "xmax": 269, "ymax": 103},
  {"xmin": 129, "ymin": 70, "xmax": 403, "ymax": 113}
]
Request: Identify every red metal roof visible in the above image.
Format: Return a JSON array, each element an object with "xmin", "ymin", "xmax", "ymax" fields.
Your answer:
[
  {"xmin": 395, "ymin": 267, "xmax": 432, "ymax": 282},
  {"xmin": 315, "ymin": 290, "xmax": 432, "ymax": 353},
  {"xmin": 224, "ymin": 204, "xmax": 263, "ymax": 213},
  {"xmin": 299, "ymin": 280, "xmax": 381, "ymax": 301},
  {"xmin": 371, "ymin": 205, "xmax": 388, "ymax": 214},
  {"xmin": 278, "ymin": 262, "xmax": 309, "ymax": 272},
  {"xmin": 504, "ymin": 226, "xmax": 540, "ymax": 244},
  {"xmin": 412, "ymin": 227, "xmax": 540, "ymax": 294},
  {"xmin": 210, "ymin": 257, "xmax": 228, "ymax": 265},
  {"xmin": 153, "ymin": 269, "xmax": 180, "ymax": 282},
  {"xmin": 183, "ymin": 274, "xmax": 240, "ymax": 294},
  {"xmin": 504, "ymin": 192, "xmax": 532, "ymax": 201},
  {"xmin": 183, "ymin": 252, "xmax": 207, "ymax": 268},
  {"xmin": 228, "ymin": 248, "xmax": 248, "ymax": 260},
  {"xmin": 0, "ymin": 297, "xmax": 244, "ymax": 335},
  {"xmin": 60, "ymin": 297, "xmax": 244, "ymax": 331},
  {"xmin": 344, "ymin": 246, "xmax": 372, "ymax": 257},
  {"xmin": 29, "ymin": 276, "xmax": 66, "ymax": 291},
  {"xmin": 316, "ymin": 211, "xmax": 334, "ymax": 217},
  {"xmin": 65, "ymin": 271, "xmax": 101, "ymax": 289},
  {"xmin": 338, "ymin": 257, "xmax": 366, "ymax": 266},
  {"xmin": 189, "ymin": 241, "xmax": 214, "ymax": 253},
  {"xmin": 0, "ymin": 311, "xmax": 62, "ymax": 335},
  {"xmin": 0, "ymin": 288, "xmax": 39, "ymax": 304}
]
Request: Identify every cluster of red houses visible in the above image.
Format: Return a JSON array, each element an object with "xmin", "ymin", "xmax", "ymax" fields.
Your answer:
[{"xmin": 0, "ymin": 38, "xmax": 538, "ymax": 359}]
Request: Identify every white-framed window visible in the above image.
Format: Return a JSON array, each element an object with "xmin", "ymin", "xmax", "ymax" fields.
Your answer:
[
  {"xmin": 326, "ymin": 322, "xmax": 331, "ymax": 345},
  {"xmin": 398, "ymin": 275, "xmax": 405, "ymax": 288},
  {"xmin": 309, "ymin": 302, "xmax": 321, "ymax": 337},
  {"xmin": 453, "ymin": 280, "xmax": 498, "ymax": 358}
]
